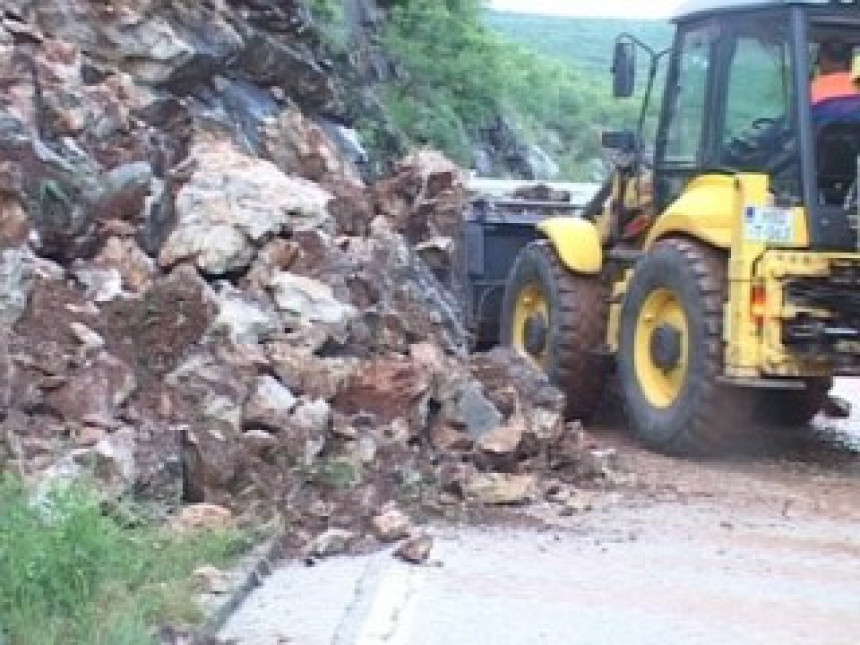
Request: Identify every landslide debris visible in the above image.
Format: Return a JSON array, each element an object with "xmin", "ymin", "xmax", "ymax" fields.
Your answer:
[{"xmin": 0, "ymin": 0, "xmax": 618, "ymax": 581}]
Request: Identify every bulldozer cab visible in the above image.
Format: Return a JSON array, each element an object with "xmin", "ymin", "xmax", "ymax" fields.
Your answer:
[{"xmin": 611, "ymin": 0, "xmax": 860, "ymax": 251}]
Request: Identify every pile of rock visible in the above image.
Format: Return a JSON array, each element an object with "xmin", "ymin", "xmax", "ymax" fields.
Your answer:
[{"xmin": 0, "ymin": 0, "xmax": 613, "ymax": 562}]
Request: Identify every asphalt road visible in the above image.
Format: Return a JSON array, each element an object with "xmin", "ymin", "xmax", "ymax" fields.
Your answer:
[{"xmin": 221, "ymin": 380, "xmax": 860, "ymax": 645}]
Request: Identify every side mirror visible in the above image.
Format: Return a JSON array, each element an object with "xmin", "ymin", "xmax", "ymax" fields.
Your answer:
[
  {"xmin": 612, "ymin": 40, "xmax": 636, "ymax": 98},
  {"xmin": 601, "ymin": 129, "xmax": 637, "ymax": 153}
]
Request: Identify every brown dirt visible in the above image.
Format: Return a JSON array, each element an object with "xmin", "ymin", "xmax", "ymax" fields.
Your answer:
[{"xmin": 584, "ymin": 383, "xmax": 860, "ymax": 524}]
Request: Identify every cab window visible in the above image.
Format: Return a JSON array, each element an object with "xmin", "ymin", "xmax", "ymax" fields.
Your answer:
[{"xmin": 662, "ymin": 24, "xmax": 717, "ymax": 166}]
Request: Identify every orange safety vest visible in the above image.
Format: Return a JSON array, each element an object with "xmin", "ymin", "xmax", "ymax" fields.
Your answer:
[{"xmin": 811, "ymin": 71, "xmax": 860, "ymax": 104}]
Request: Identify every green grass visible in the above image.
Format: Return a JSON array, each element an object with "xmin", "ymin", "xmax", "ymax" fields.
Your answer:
[{"xmin": 0, "ymin": 476, "xmax": 249, "ymax": 645}]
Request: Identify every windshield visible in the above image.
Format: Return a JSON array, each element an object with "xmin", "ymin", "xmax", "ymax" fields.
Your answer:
[{"xmin": 718, "ymin": 13, "xmax": 801, "ymax": 202}]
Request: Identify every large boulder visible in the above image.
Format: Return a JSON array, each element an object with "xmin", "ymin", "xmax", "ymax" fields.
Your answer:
[
  {"xmin": 159, "ymin": 141, "xmax": 333, "ymax": 275},
  {"xmin": 45, "ymin": 352, "xmax": 136, "ymax": 423}
]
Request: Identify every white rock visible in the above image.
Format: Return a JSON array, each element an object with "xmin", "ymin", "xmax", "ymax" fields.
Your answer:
[
  {"xmin": 211, "ymin": 285, "xmax": 281, "ymax": 344},
  {"xmin": 371, "ymin": 507, "xmax": 412, "ymax": 542},
  {"xmin": 0, "ymin": 247, "xmax": 34, "ymax": 327},
  {"xmin": 159, "ymin": 142, "xmax": 333, "ymax": 276},
  {"xmin": 159, "ymin": 223, "xmax": 253, "ymax": 276},
  {"xmin": 72, "ymin": 265, "xmax": 123, "ymax": 302},
  {"xmin": 193, "ymin": 565, "xmax": 230, "ymax": 594},
  {"xmin": 292, "ymin": 398, "xmax": 332, "ymax": 432},
  {"xmin": 69, "ymin": 322, "xmax": 105, "ymax": 353},
  {"xmin": 268, "ymin": 272, "xmax": 355, "ymax": 326},
  {"xmin": 244, "ymin": 375, "xmax": 297, "ymax": 431},
  {"xmin": 306, "ymin": 528, "xmax": 355, "ymax": 557}
]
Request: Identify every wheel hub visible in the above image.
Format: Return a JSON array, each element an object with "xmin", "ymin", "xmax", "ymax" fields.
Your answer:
[
  {"xmin": 650, "ymin": 324, "xmax": 682, "ymax": 370},
  {"xmin": 512, "ymin": 283, "xmax": 550, "ymax": 368},
  {"xmin": 633, "ymin": 287, "xmax": 689, "ymax": 409},
  {"xmin": 523, "ymin": 313, "xmax": 548, "ymax": 356}
]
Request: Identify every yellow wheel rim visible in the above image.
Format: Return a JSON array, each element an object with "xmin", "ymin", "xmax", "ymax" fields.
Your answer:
[
  {"xmin": 633, "ymin": 288, "xmax": 689, "ymax": 409},
  {"xmin": 511, "ymin": 283, "xmax": 550, "ymax": 369}
]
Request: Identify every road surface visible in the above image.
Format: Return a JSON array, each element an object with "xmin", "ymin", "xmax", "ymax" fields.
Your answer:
[{"xmin": 221, "ymin": 380, "xmax": 860, "ymax": 645}]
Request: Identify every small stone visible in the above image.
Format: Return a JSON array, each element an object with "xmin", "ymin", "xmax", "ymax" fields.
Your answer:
[
  {"xmin": 386, "ymin": 418, "xmax": 412, "ymax": 443},
  {"xmin": 334, "ymin": 360, "xmax": 428, "ymax": 425},
  {"xmin": 409, "ymin": 341, "xmax": 445, "ymax": 372},
  {"xmin": 394, "ymin": 534, "xmax": 433, "ymax": 564},
  {"xmin": 306, "ymin": 528, "xmax": 355, "ymax": 557},
  {"xmin": 243, "ymin": 375, "xmax": 297, "ymax": 432},
  {"xmin": 478, "ymin": 409, "xmax": 525, "ymax": 456},
  {"xmin": 429, "ymin": 422, "xmax": 472, "ymax": 451},
  {"xmin": 355, "ymin": 436, "xmax": 377, "ymax": 464},
  {"xmin": 174, "ymin": 503, "xmax": 234, "ymax": 532},
  {"xmin": 69, "ymin": 322, "xmax": 105, "ymax": 353},
  {"xmin": 94, "ymin": 236, "xmax": 155, "ymax": 293},
  {"xmin": 553, "ymin": 488, "xmax": 595, "ymax": 516},
  {"xmin": 578, "ymin": 448, "xmax": 618, "ymax": 479},
  {"xmin": 464, "ymin": 473, "xmax": 537, "ymax": 506},
  {"xmin": 292, "ymin": 398, "xmax": 332, "ymax": 433},
  {"xmin": 372, "ymin": 506, "xmax": 412, "ymax": 542},
  {"xmin": 0, "ymin": 247, "xmax": 34, "ymax": 328},
  {"xmin": 73, "ymin": 424, "xmax": 105, "ymax": 448},
  {"xmin": 192, "ymin": 565, "xmax": 230, "ymax": 594},
  {"xmin": 308, "ymin": 499, "xmax": 334, "ymax": 519},
  {"xmin": 331, "ymin": 414, "xmax": 358, "ymax": 439},
  {"xmin": 0, "ymin": 198, "xmax": 30, "ymax": 248},
  {"xmin": 451, "ymin": 382, "xmax": 503, "ymax": 441}
]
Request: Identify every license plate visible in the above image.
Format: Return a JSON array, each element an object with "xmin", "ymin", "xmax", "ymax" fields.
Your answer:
[{"xmin": 744, "ymin": 206, "xmax": 794, "ymax": 244}]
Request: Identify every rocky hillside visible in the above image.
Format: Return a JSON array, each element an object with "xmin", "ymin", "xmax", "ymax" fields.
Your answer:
[{"xmin": 0, "ymin": 0, "xmax": 611, "ymax": 576}]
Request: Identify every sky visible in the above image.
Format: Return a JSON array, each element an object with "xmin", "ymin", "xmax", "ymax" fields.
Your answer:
[{"xmin": 488, "ymin": 0, "xmax": 683, "ymax": 19}]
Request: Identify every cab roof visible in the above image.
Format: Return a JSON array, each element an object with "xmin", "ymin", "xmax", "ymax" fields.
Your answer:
[{"xmin": 673, "ymin": 0, "xmax": 859, "ymax": 21}]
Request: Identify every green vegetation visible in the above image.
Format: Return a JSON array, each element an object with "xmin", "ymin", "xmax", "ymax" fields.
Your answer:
[
  {"xmin": 485, "ymin": 12, "xmax": 673, "ymax": 76},
  {"xmin": 372, "ymin": 1, "xmax": 668, "ymax": 180},
  {"xmin": 0, "ymin": 477, "xmax": 248, "ymax": 645},
  {"xmin": 308, "ymin": 0, "xmax": 349, "ymax": 50}
]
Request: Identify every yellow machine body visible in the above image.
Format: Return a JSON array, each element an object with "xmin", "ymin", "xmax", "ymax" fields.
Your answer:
[
  {"xmin": 540, "ymin": 172, "xmax": 860, "ymax": 382},
  {"xmin": 536, "ymin": 217, "xmax": 603, "ymax": 275}
]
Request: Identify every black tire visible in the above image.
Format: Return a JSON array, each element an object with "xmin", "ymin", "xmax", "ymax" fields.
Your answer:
[
  {"xmin": 500, "ymin": 240, "xmax": 608, "ymax": 420},
  {"xmin": 758, "ymin": 377, "xmax": 832, "ymax": 426},
  {"xmin": 618, "ymin": 238, "xmax": 753, "ymax": 456}
]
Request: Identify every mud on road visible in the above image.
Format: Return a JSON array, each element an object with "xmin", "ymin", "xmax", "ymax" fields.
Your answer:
[
  {"xmin": 603, "ymin": 378, "xmax": 860, "ymax": 524},
  {"xmin": 221, "ymin": 381, "xmax": 860, "ymax": 645}
]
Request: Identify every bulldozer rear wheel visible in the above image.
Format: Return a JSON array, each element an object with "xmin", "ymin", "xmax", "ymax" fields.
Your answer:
[
  {"xmin": 618, "ymin": 237, "xmax": 753, "ymax": 456},
  {"xmin": 500, "ymin": 240, "xmax": 608, "ymax": 420}
]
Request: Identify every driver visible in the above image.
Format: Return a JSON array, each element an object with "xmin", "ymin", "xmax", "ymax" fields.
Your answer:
[{"xmin": 811, "ymin": 40, "xmax": 859, "ymax": 105}]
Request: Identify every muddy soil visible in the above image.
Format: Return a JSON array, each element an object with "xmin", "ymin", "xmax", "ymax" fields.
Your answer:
[{"xmin": 593, "ymin": 378, "xmax": 860, "ymax": 524}]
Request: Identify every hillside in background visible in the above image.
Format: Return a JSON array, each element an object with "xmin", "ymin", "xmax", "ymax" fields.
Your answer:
[{"xmin": 485, "ymin": 12, "xmax": 674, "ymax": 77}]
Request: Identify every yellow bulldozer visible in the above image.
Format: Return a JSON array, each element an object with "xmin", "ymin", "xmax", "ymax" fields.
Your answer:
[{"xmin": 497, "ymin": 0, "xmax": 860, "ymax": 455}]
